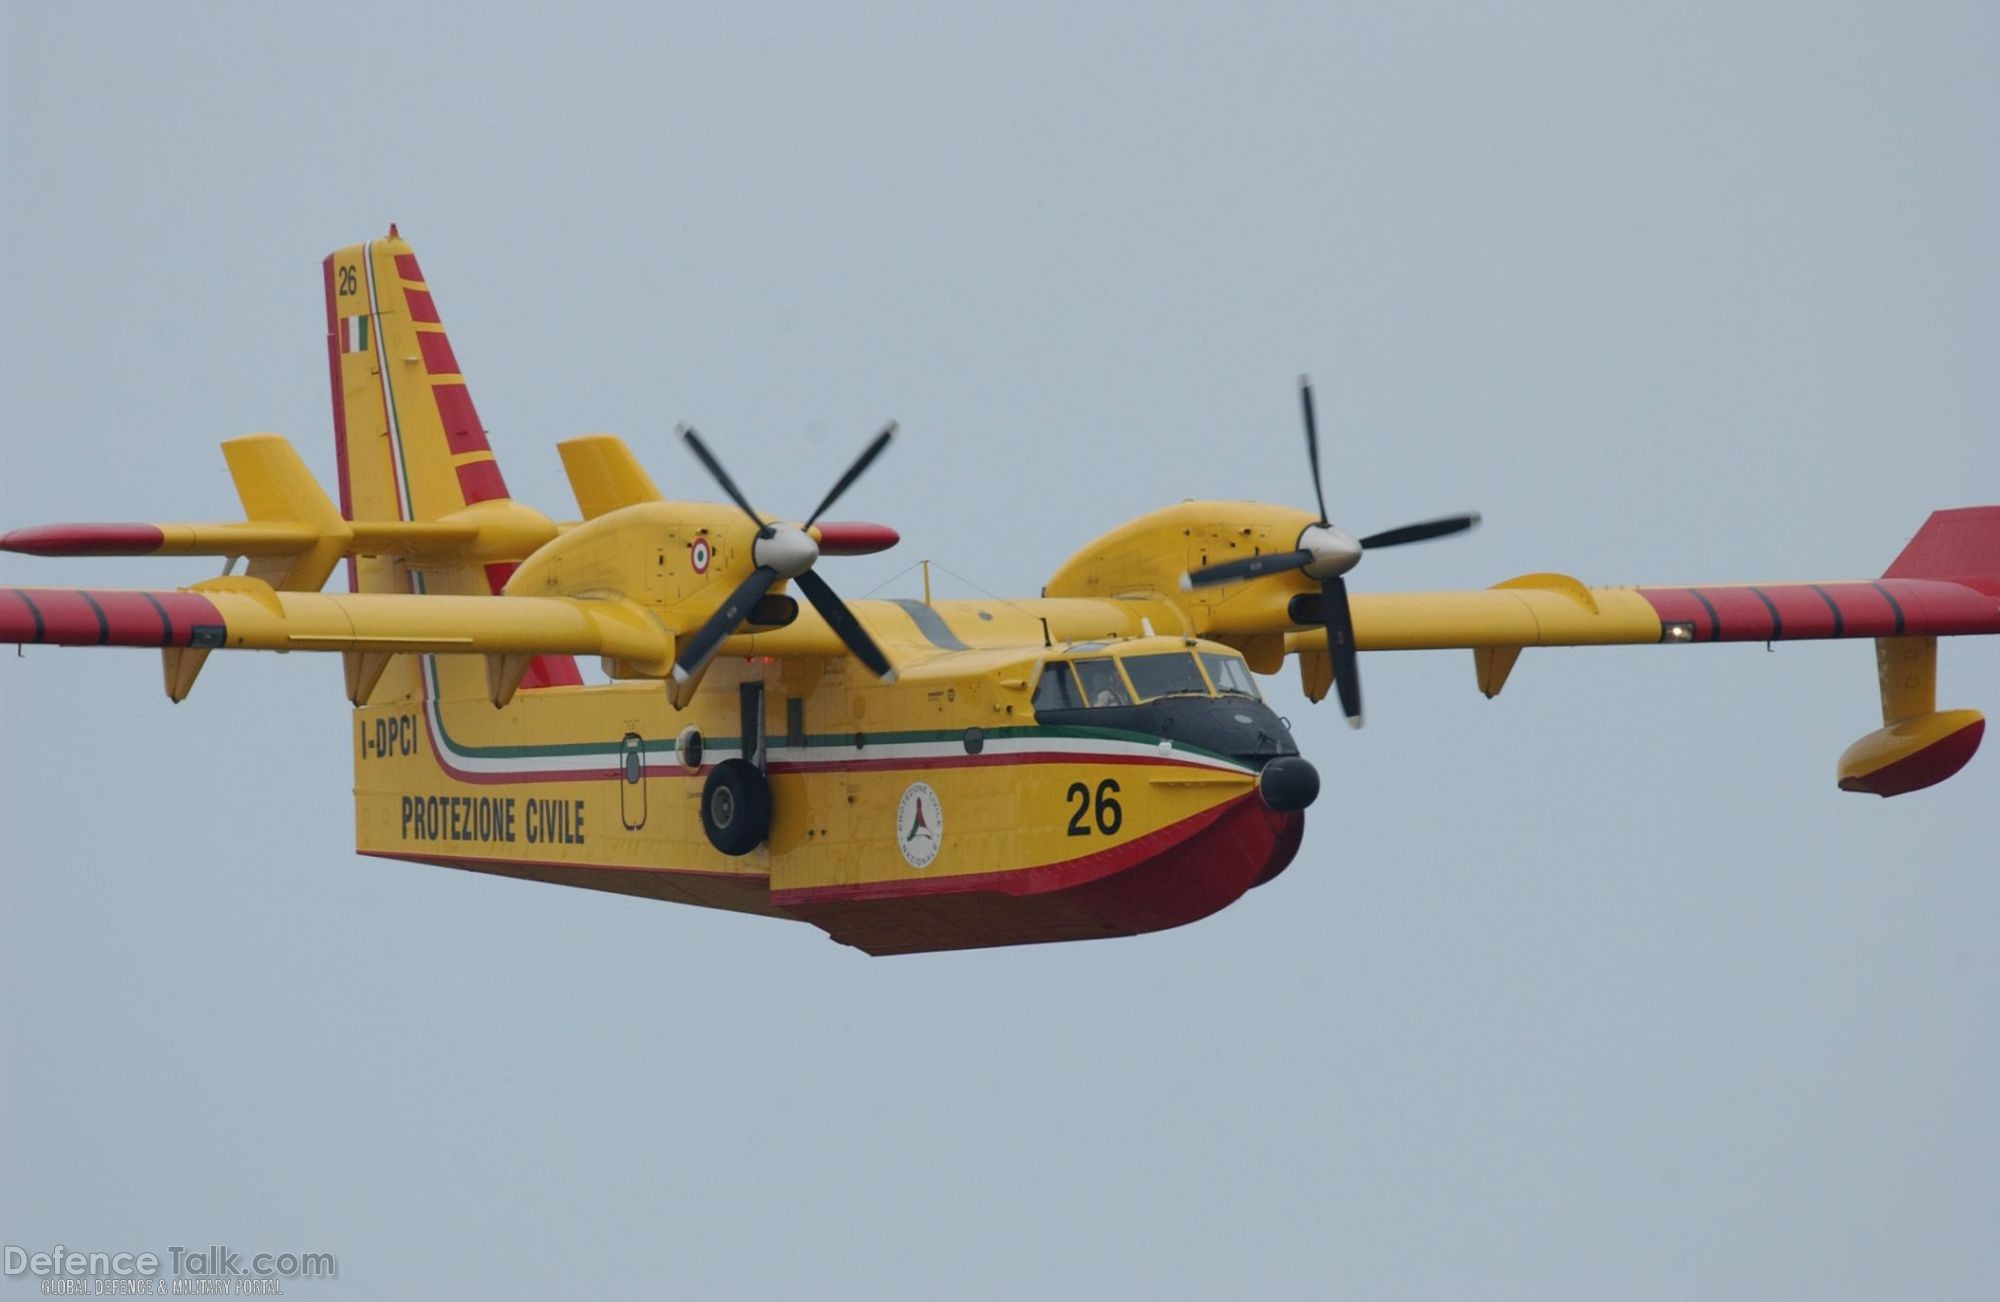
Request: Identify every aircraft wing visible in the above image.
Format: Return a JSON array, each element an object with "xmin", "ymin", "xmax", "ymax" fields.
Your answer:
[
  {"xmin": 0, "ymin": 578, "xmax": 680, "ymax": 708},
  {"xmin": 1274, "ymin": 565, "xmax": 2000, "ymax": 714},
  {"xmin": 0, "ymin": 575, "xmax": 862, "ymax": 704},
  {"xmin": 1279, "ymin": 510, "xmax": 2000, "ymax": 668},
  {"xmin": 1, "ymin": 579, "xmax": 666, "ymax": 659},
  {"xmin": 1286, "ymin": 572, "xmax": 2000, "ymax": 657}
]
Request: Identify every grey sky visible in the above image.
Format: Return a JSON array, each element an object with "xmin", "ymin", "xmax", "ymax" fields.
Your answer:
[{"xmin": 4, "ymin": 3, "xmax": 1997, "ymax": 1298}]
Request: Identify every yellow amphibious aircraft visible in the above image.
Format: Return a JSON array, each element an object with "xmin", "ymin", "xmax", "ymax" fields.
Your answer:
[{"xmin": 5, "ymin": 228, "xmax": 1997, "ymax": 954}]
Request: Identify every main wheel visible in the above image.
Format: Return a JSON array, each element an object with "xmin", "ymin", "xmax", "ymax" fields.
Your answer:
[{"xmin": 700, "ymin": 758, "xmax": 770, "ymax": 856}]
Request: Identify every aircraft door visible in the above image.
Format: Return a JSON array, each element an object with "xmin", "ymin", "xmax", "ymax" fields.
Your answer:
[{"xmin": 619, "ymin": 732, "xmax": 648, "ymax": 830}]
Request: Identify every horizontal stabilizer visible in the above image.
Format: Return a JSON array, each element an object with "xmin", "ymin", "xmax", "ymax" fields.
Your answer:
[{"xmin": 2, "ymin": 434, "xmax": 562, "ymax": 589}]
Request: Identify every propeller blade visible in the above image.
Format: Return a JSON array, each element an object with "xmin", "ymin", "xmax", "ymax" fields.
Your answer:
[
  {"xmin": 1299, "ymin": 374, "xmax": 1330, "ymax": 526},
  {"xmin": 679, "ymin": 424, "xmax": 768, "ymax": 531},
  {"xmin": 1183, "ymin": 548, "xmax": 1315, "ymax": 590},
  {"xmin": 804, "ymin": 422, "xmax": 897, "ymax": 528},
  {"xmin": 1357, "ymin": 513, "xmax": 1482, "ymax": 550},
  {"xmin": 794, "ymin": 568, "xmax": 894, "ymax": 679},
  {"xmin": 671, "ymin": 566, "xmax": 780, "ymax": 686},
  {"xmin": 1322, "ymin": 575, "xmax": 1363, "ymax": 729}
]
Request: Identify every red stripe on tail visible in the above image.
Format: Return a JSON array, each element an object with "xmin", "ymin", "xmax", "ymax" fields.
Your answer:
[
  {"xmin": 432, "ymin": 383, "xmax": 496, "ymax": 460},
  {"xmin": 417, "ymin": 331, "xmax": 460, "ymax": 376}
]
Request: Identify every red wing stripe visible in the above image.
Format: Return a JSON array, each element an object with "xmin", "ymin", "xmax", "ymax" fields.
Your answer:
[
  {"xmin": 1879, "ymin": 578, "xmax": 2000, "ymax": 635},
  {"xmin": 0, "ymin": 590, "xmax": 227, "ymax": 646},
  {"xmin": 157, "ymin": 592, "xmax": 226, "ymax": 645},
  {"xmin": 1871, "ymin": 581, "xmax": 1907, "ymax": 636},
  {"xmin": 78, "ymin": 590, "xmax": 110, "ymax": 644},
  {"xmin": 3, "ymin": 589, "xmax": 45, "ymax": 642},
  {"xmin": 1633, "ymin": 587, "xmax": 1707, "ymax": 638},
  {"xmin": 1639, "ymin": 580, "xmax": 1999, "ymax": 641},
  {"xmin": 1703, "ymin": 587, "xmax": 1779, "ymax": 641},
  {"xmin": 140, "ymin": 591, "xmax": 175, "ymax": 644},
  {"xmin": 27, "ymin": 590, "xmax": 106, "ymax": 644},
  {"xmin": 1759, "ymin": 585, "xmax": 1835, "ymax": 639},
  {"xmin": 1807, "ymin": 584, "xmax": 1844, "ymax": 637},
  {"xmin": 1747, "ymin": 587, "xmax": 1783, "ymax": 639},
  {"xmin": 1687, "ymin": 588, "xmax": 1722, "ymax": 640},
  {"xmin": 90, "ymin": 590, "xmax": 172, "ymax": 645},
  {"xmin": 1819, "ymin": 583, "xmax": 1902, "ymax": 637}
]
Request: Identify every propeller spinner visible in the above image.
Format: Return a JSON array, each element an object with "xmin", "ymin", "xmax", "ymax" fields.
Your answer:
[
  {"xmin": 1182, "ymin": 376, "xmax": 1480, "ymax": 728},
  {"xmin": 671, "ymin": 422, "xmax": 898, "ymax": 702}
]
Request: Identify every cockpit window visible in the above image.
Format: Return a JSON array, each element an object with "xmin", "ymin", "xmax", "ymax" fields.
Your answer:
[
  {"xmin": 1122, "ymin": 652, "xmax": 1210, "ymax": 701},
  {"xmin": 1199, "ymin": 651, "xmax": 1261, "ymax": 699},
  {"xmin": 1032, "ymin": 662, "xmax": 1083, "ymax": 712},
  {"xmin": 1074, "ymin": 658, "xmax": 1132, "ymax": 708}
]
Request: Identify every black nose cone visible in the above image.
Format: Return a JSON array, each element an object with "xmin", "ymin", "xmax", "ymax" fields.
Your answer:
[{"xmin": 1259, "ymin": 755, "xmax": 1320, "ymax": 812}]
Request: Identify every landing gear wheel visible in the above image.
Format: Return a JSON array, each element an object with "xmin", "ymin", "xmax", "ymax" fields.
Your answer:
[{"xmin": 700, "ymin": 758, "xmax": 770, "ymax": 856}]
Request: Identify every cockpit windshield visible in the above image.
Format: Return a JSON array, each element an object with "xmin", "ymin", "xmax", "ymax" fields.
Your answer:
[
  {"xmin": 1199, "ymin": 651, "xmax": 1261, "ymax": 699},
  {"xmin": 1121, "ymin": 652, "xmax": 1209, "ymax": 701},
  {"xmin": 1074, "ymin": 658, "xmax": 1131, "ymax": 708},
  {"xmin": 1031, "ymin": 662, "xmax": 1083, "ymax": 711},
  {"xmin": 1034, "ymin": 647, "xmax": 1261, "ymax": 712}
]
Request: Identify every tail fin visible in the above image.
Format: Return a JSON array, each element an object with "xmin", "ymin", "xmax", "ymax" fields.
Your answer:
[
  {"xmin": 323, "ymin": 226, "xmax": 579, "ymax": 689},
  {"xmin": 324, "ymin": 226, "xmax": 509, "ymax": 554}
]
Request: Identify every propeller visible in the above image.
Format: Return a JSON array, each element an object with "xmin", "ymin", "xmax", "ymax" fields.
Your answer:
[
  {"xmin": 671, "ymin": 422, "xmax": 898, "ymax": 699},
  {"xmin": 1182, "ymin": 376, "xmax": 1481, "ymax": 728}
]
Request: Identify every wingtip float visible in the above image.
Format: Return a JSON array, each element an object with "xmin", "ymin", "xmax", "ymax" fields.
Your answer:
[{"xmin": 4, "ymin": 228, "xmax": 1996, "ymax": 954}]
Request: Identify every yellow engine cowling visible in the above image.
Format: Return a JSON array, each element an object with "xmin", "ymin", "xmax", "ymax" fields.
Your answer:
[
  {"xmin": 1045, "ymin": 501, "xmax": 1320, "ymax": 636},
  {"xmin": 1838, "ymin": 636, "xmax": 1985, "ymax": 796}
]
